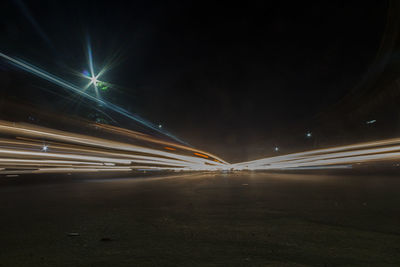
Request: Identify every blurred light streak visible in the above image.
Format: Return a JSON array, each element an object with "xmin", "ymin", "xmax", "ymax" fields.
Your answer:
[
  {"xmin": 84, "ymin": 41, "xmax": 100, "ymax": 97},
  {"xmin": 235, "ymin": 138, "xmax": 400, "ymax": 170},
  {"xmin": 93, "ymin": 123, "xmax": 228, "ymax": 164},
  {"xmin": 0, "ymin": 120, "xmax": 227, "ymax": 174},
  {"xmin": 194, "ymin": 152, "xmax": 209, "ymax": 158},
  {"xmin": 0, "ymin": 121, "xmax": 399, "ymax": 175},
  {"xmin": 12, "ymin": 0, "xmax": 56, "ymax": 52}
]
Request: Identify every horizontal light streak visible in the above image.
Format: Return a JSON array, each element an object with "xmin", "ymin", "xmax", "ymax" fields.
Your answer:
[
  {"xmin": 0, "ymin": 119, "xmax": 399, "ymax": 175},
  {"xmin": 235, "ymin": 139, "xmax": 400, "ymax": 170},
  {"xmin": 0, "ymin": 120, "xmax": 228, "ymax": 174}
]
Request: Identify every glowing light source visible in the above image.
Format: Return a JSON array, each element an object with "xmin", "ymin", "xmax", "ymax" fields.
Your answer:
[{"xmin": 89, "ymin": 75, "xmax": 99, "ymax": 86}]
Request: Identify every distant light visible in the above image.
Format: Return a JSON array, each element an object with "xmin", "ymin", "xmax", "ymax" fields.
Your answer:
[
  {"xmin": 274, "ymin": 146, "xmax": 279, "ymax": 152},
  {"xmin": 366, "ymin": 119, "xmax": 377, "ymax": 125},
  {"xmin": 158, "ymin": 124, "xmax": 162, "ymax": 129},
  {"xmin": 42, "ymin": 145, "xmax": 48, "ymax": 152},
  {"xmin": 306, "ymin": 132, "xmax": 312, "ymax": 138}
]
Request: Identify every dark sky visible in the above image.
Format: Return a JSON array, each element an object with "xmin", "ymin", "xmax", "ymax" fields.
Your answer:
[{"xmin": 0, "ymin": 0, "xmax": 389, "ymax": 161}]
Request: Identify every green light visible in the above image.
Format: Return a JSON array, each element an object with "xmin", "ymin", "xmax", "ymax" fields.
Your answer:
[{"xmin": 97, "ymin": 81, "xmax": 108, "ymax": 91}]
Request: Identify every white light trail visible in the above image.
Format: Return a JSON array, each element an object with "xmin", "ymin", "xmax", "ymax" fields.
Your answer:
[{"xmin": 234, "ymin": 138, "xmax": 400, "ymax": 170}]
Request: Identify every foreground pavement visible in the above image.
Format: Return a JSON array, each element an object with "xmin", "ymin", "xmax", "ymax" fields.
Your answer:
[{"xmin": 0, "ymin": 171, "xmax": 399, "ymax": 266}]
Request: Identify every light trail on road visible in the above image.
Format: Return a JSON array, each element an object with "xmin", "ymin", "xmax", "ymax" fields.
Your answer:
[
  {"xmin": 0, "ymin": 120, "xmax": 228, "ymax": 174},
  {"xmin": 0, "ymin": 118, "xmax": 399, "ymax": 174},
  {"xmin": 235, "ymin": 138, "xmax": 400, "ymax": 170}
]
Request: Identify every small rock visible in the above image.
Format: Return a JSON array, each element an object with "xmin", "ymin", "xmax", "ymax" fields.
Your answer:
[
  {"xmin": 100, "ymin": 237, "xmax": 113, "ymax": 242},
  {"xmin": 67, "ymin": 232, "xmax": 80, "ymax": 237}
]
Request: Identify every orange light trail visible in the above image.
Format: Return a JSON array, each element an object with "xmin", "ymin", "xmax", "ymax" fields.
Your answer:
[{"xmin": 194, "ymin": 153, "xmax": 209, "ymax": 158}]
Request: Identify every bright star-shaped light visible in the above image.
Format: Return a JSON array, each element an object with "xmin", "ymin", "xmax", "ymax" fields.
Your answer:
[
  {"xmin": 89, "ymin": 75, "xmax": 99, "ymax": 86},
  {"xmin": 42, "ymin": 145, "xmax": 48, "ymax": 152}
]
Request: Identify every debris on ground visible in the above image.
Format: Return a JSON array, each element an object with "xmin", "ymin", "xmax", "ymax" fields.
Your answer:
[{"xmin": 67, "ymin": 232, "xmax": 80, "ymax": 237}]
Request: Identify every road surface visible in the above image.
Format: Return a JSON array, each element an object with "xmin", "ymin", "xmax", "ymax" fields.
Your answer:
[{"xmin": 0, "ymin": 171, "xmax": 399, "ymax": 266}]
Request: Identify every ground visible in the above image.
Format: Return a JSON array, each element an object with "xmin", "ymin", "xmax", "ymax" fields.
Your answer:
[{"xmin": 0, "ymin": 171, "xmax": 399, "ymax": 266}]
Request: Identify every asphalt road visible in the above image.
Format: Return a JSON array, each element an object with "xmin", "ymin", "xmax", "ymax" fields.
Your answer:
[{"xmin": 0, "ymin": 171, "xmax": 399, "ymax": 266}]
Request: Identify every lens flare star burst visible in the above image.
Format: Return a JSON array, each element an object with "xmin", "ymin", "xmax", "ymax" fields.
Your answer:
[{"xmin": 0, "ymin": 51, "xmax": 187, "ymax": 145}]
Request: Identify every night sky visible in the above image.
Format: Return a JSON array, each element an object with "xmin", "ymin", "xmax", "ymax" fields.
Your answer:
[{"xmin": 1, "ymin": 1, "xmax": 389, "ymax": 162}]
